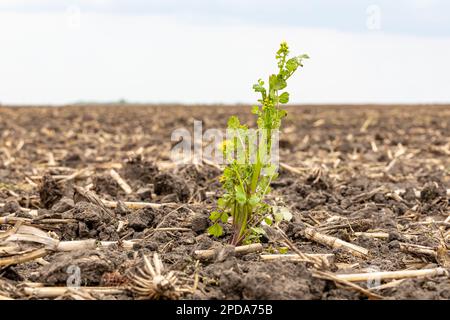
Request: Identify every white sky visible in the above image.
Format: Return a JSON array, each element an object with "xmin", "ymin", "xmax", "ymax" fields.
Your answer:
[{"xmin": 1, "ymin": 0, "xmax": 450, "ymax": 105}]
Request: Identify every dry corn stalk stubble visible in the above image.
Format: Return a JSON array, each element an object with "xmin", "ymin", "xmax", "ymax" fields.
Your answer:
[{"xmin": 127, "ymin": 253, "xmax": 192, "ymax": 299}]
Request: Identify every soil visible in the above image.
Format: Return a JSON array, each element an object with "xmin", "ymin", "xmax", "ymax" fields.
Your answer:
[{"xmin": 0, "ymin": 104, "xmax": 449, "ymax": 300}]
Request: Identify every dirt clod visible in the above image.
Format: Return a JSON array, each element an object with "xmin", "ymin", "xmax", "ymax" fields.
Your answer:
[
  {"xmin": 38, "ymin": 250, "xmax": 117, "ymax": 285},
  {"xmin": 420, "ymin": 182, "xmax": 447, "ymax": 202},
  {"xmin": 122, "ymin": 155, "xmax": 158, "ymax": 186},
  {"xmin": 71, "ymin": 202, "xmax": 118, "ymax": 240},
  {"xmin": 191, "ymin": 213, "xmax": 210, "ymax": 234},
  {"xmin": 52, "ymin": 197, "xmax": 74, "ymax": 213},
  {"xmin": 0, "ymin": 199, "xmax": 22, "ymax": 215},
  {"xmin": 39, "ymin": 174, "xmax": 63, "ymax": 209},
  {"xmin": 154, "ymin": 173, "xmax": 191, "ymax": 202},
  {"xmin": 127, "ymin": 207, "xmax": 156, "ymax": 231},
  {"xmin": 93, "ymin": 174, "xmax": 119, "ymax": 197}
]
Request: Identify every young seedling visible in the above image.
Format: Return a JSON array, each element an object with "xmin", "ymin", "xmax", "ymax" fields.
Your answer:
[{"xmin": 208, "ymin": 42, "xmax": 308, "ymax": 245}]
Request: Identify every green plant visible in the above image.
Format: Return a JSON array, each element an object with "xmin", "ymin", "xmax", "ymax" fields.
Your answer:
[{"xmin": 208, "ymin": 42, "xmax": 308, "ymax": 245}]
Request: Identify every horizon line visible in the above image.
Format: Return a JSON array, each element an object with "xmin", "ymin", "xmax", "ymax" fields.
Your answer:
[{"xmin": 2, "ymin": 102, "xmax": 450, "ymax": 108}]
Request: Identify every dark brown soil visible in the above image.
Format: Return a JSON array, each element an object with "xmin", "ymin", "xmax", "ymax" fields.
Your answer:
[{"xmin": 0, "ymin": 104, "xmax": 449, "ymax": 300}]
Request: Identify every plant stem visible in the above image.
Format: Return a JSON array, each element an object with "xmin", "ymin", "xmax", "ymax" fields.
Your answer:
[
  {"xmin": 250, "ymin": 160, "xmax": 261, "ymax": 194},
  {"xmin": 238, "ymin": 205, "xmax": 248, "ymax": 243}
]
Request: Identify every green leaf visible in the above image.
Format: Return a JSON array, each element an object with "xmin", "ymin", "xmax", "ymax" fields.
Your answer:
[
  {"xmin": 279, "ymin": 247, "xmax": 289, "ymax": 254},
  {"xmin": 264, "ymin": 164, "xmax": 278, "ymax": 176},
  {"xmin": 270, "ymin": 75, "xmax": 287, "ymax": 91},
  {"xmin": 278, "ymin": 109, "xmax": 287, "ymax": 118},
  {"xmin": 251, "ymin": 227, "xmax": 266, "ymax": 235},
  {"xmin": 273, "ymin": 206, "xmax": 293, "ymax": 223},
  {"xmin": 257, "ymin": 117, "xmax": 264, "ymax": 129},
  {"xmin": 217, "ymin": 197, "xmax": 227, "ymax": 209},
  {"xmin": 235, "ymin": 185, "xmax": 247, "ymax": 205},
  {"xmin": 251, "ymin": 105, "xmax": 260, "ymax": 114},
  {"xmin": 281, "ymin": 207, "xmax": 293, "ymax": 221},
  {"xmin": 274, "ymin": 211, "xmax": 283, "ymax": 224},
  {"xmin": 209, "ymin": 211, "xmax": 221, "ymax": 221},
  {"xmin": 279, "ymin": 92, "xmax": 289, "ymax": 104},
  {"xmin": 298, "ymin": 53, "xmax": 310, "ymax": 60},
  {"xmin": 248, "ymin": 194, "xmax": 260, "ymax": 207},
  {"xmin": 277, "ymin": 78, "xmax": 287, "ymax": 90},
  {"xmin": 264, "ymin": 216, "xmax": 273, "ymax": 226},
  {"xmin": 227, "ymin": 116, "xmax": 241, "ymax": 129},
  {"xmin": 220, "ymin": 212, "xmax": 229, "ymax": 223},
  {"xmin": 286, "ymin": 58, "xmax": 298, "ymax": 72},
  {"xmin": 243, "ymin": 233, "xmax": 261, "ymax": 244},
  {"xmin": 253, "ymin": 80, "xmax": 266, "ymax": 93},
  {"xmin": 296, "ymin": 54, "xmax": 310, "ymax": 66},
  {"xmin": 208, "ymin": 223, "xmax": 223, "ymax": 237},
  {"xmin": 269, "ymin": 74, "xmax": 276, "ymax": 88}
]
